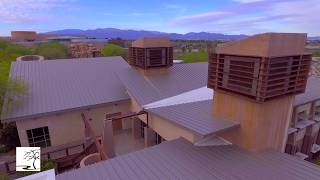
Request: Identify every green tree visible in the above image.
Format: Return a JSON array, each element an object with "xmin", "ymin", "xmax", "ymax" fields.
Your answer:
[
  {"xmin": 34, "ymin": 42, "xmax": 68, "ymax": 59},
  {"xmin": 101, "ymin": 44, "xmax": 126, "ymax": 57},
  {"xmin": 181, "ymin": 46, "xmax": 186, "ymax": 53},
  {"xmin": 108, "ymin": 38, "xmax": 126, "ymax": 47}
]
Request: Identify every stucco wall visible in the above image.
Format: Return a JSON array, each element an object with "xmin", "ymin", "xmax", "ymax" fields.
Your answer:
[
  {"xmin": 129, "ymin": 94, "xmax": 202, "ymax": 143},
  {"xmin": 16, "ymin": 101, "xmax": 131, "ymax": 147}
]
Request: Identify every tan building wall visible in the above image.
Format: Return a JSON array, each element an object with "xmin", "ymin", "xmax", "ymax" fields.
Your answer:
[
  {"xmin": 129, "ymin": 94, "xmax": 202, "ymax": 143},
  {"xmin": 16, "ymin": 101, "xmax": 131, "ymax": 147},
  {"xmin": 11, "ymin": 31, "xmax": 37, "ymax": 42}
]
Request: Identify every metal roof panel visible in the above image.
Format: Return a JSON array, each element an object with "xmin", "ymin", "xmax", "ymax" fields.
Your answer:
[
  {"xmin": 57, "ymin": 138, "xmax": 320, "ymax": 180},
  {"xmin": 1, "ymin": 57, "xmax": 130, "ymax": 122}
]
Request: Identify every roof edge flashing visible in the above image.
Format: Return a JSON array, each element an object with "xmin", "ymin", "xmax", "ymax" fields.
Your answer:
[{"xmin": 143, "ymin": 86, "xmax": 213, "ymax": 109}]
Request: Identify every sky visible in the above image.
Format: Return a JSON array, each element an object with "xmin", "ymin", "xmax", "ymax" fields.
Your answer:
[{"xmin": 0, "ymin": 0, "xmax": 319, "ymax": 36}]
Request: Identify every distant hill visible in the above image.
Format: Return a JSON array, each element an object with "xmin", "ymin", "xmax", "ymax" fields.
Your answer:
[
  {"xmin": 45, "ymin": 28, "xmax": 248, "ymax": 40},
  {"xmin": 308, "ymin": 36, "xmax": 320, "ymax": 41}
]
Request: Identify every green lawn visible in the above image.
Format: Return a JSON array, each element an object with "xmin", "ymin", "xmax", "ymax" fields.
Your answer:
[
  {"xmin": 178, "ymin": 50, "xmax": 209, "ymax": 63},
  {"xmin": 0, "ymin": 56, "xmax": 15, "ymax": 82},
  {"xmin": 0, "ymin": 40, "xmax": 29, "ymax": 82},
  {"xmin": 307, "ymin": 48, "xmax": 320, "ymax": 57},
  {"xmin": 0, "ymin": 54, "xmax": 16, "ymax": 118},
  {"xmin": 0, "ymin": 41, "xmax": 28, "ymax": 117}
]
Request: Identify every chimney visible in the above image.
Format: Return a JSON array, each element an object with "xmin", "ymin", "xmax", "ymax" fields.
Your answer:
[
  {"xmin": 208, "ymin": 33, "xmax": 312, "ymax": 152},
  {"xmin": 129, "ymin": 37, "xmax": 173, "ymax": 75}
]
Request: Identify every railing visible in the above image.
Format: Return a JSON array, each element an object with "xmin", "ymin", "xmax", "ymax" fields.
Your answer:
[{"xmin": 0, "ymin": 140, "xmax": 96, "ymax": 174}]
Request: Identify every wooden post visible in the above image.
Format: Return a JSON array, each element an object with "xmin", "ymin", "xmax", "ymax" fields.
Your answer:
[
  {"xmin": 81, "ymin": 113, "xmax": 107, "ymax": 160},
  {"xmin": 102, "ymin": 120, "xmax": 116, "ymax": 158},
  {"xmin": 131, "ymin": 118, "xmax": 141, "ymax": 139},
  {"xmin": 144, "ymin": 127, "xmax": 156, "ymax": 147}
]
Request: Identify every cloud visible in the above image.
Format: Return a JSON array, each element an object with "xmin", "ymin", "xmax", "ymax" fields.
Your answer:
[
  {"xmin": 169, "ymin": 0, "xmax": 292, "ymax": 26},
  {"xmin": 102, "ymin": 11, "xmax": 158, "ymax": 18},
  {"xmin": 232, "ymin": 0, "xmax": 264, "ymax": 3},
  {"xmin": 0, "ymin": 0, "xmax": 76, "ymax": 23},
  {"xmin": 168, "ymin": 0, "xmax": 320, "ymax": 35},
  {"xmin": 170, "ymin": 11, "xmax": 233, "ymax": 26}
]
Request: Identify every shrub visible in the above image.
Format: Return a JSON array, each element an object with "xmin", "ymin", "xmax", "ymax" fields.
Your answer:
[
  {"xmin": 0, "ymin": 145, "xmax": 10, "ymax": 154},
  {"xmin": 0, "ymin": 173, "xmax": 9, "ymax": 180},
  {"xmin": 34, "ymin": 42, "xmax": 68, "ymax": 59},
  {"xmin": 19, "ymin": 159, "xmax": 57, "ymax": 177},
  {"xmin": 0, "ymin": 78, "xmax": 28, "ymax": 120},
  {"xmin": 0, "ymin": 123, "xmax": 21, "ymax": 150},
  {"xmin": 41, "ymin": 159, "xmax": 58, "ymax": 171},
  {"xmin": 4, "ymin": 44, "xmax": 32, "ymax": 56},
  {"xmin": 0, "ymin": 41, "xmax": 31, "ymax": 62},
  {"xmin": 0, "ymin": 52, "xmax": 18, "ymax": 63},
  {"xmin": 0, "ymin": 41, "xmax": 30, "ymax": 119},
  {"xmin": 101, "ymin": 44, "xmax": 126, "ymax": 57}
]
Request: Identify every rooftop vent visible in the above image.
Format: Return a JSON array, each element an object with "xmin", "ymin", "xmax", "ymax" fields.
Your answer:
[
  {"xmin": 208, "ymin": 33, "xmax": 311, "ymax": 102},
  {"xmin": 129, "ymin": 37, "xmax": 173, "ymax": 69}
]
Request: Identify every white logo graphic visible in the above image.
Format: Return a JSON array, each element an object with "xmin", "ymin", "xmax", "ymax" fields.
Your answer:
[{"xmin": 16, "ymin": 147, "xmax": 41, "ymax": 172}]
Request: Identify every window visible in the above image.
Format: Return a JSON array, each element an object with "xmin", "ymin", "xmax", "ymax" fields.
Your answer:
[
  {"xmin": 27, "ymin": 127, "xmax": 51, "ymax": 147},
  {"xmin": 297, "ymin": 111, "xmax": 307, "ymax": 122}
]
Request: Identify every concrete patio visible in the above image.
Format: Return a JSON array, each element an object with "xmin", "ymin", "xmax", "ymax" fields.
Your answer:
[{"xmin": 113, "ymin": 128, "xmax": 145, "ymax": 156}]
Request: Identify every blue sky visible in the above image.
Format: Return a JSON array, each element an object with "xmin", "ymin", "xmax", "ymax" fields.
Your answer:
[{"xmin": 0, "ymin": 0, "xmax": 319, "ymax": 36}]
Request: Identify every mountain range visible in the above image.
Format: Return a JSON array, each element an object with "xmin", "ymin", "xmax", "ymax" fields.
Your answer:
[
  {"xmin": 46, "ymin": 28, "xmax": 320, "ymax": 41},
  {"xmin": 46, "ymin": 28, "xmax": 248, "ymax": 40}
]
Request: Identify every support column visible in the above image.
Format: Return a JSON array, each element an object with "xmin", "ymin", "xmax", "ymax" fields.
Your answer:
[
  {"xmin": 102, "ymin": 120, "xmax": 116, "ymax": 158},
  {"xmin": 144, "ymin": 127, "xmax": 156, "ymax": 147},
  {"xmin": 131, "ymin": 118, "xmax": 141, "ymax": 139}
]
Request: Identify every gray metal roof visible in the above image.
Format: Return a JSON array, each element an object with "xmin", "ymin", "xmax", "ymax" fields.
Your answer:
[
  {"xmin": 147, "ymin": 100, "xmax": 239, "ymax": 136},
  {"xmin": 294, "ymin": 77, "xmax": 320, "ymax": 106},
  {"xmin": 1, "ymin": 57, "xmax": 130, "ymax": 122},
  {"xmin": 117, "ymin": 62, "xmax": 208, "ymax": 105},
  {"xmin": 57, "ymin": 137, "xmax": 320, "ymax": 180}
]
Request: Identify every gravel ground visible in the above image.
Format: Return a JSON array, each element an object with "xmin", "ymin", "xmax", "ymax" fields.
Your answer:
[{"xmin": 310, "ymin": 60, "xmax": 320, "ymax": 78}]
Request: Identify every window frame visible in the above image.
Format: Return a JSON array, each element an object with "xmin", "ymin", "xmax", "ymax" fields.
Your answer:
[{"xmin": 26, "ymin": 126, "xmax": 51, "ymax": 147}]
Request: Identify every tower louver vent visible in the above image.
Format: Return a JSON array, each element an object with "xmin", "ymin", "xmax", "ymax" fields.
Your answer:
[
  {"xmin": 208, "ymin": 33, "xmax": 311, "ymax": 102},
  {"xmin": 129, "ymin": 37, "xmax": 173, "ymax": 69}
]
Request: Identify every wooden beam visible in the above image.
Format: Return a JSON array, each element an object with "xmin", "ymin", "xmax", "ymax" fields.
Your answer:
[
  {"xmin": 81, "ymin": 113, "xmax": 108, "ymax": 160},
  {"xmin": 108, "ymin": 111, "xmax": 147, "ymax": 122}
]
